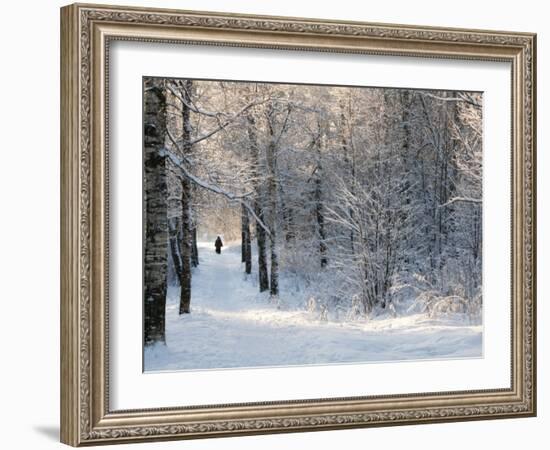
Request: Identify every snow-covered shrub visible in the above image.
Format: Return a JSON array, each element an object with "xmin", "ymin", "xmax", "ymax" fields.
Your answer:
[
  {"xmin": 306, "ymin": 296, "xmax": 318, "ymax": 314},
  {"xmin": 305, "ymin": 296, "xmax": 329, "ymax": 322},
  {"xmin": 346, "ymin": 294, "xmax": 364, "ymax": 321},
  {"xmin": 392, "ymin": 270, "xmax": 482, "ymax": 323},
  {"xmin": 387, "ymin": 301, "xmax": 397, "ymax": 318},
  {"xmin": 319, "ymin": 304, "xmax": 328, "ymax": 322},
  {"xmin": 425, "ymin": 294, "xmax": 467, "ymax": 315},
  {"xmin": 406, "ymin": 289, "xmax": 481, "ymax": 322}
]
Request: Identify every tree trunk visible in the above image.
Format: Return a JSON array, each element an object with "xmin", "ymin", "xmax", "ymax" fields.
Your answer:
[
  {"xmin": 241, "ymin": 206, "xmax": 246, "ymax": 263},
  {"xmin": 269, "ymin": 234, "xmax": 279, "ymax": 297},
  {"xmin": 284, "ymin": 206, "xmax": 295, "ymax": 242},
  {"xmin": 315, "ymin": 121, "xmax": 327, "ymax": 268},
  {"xmin": 191, "ymin": 226, "xmax": 199, "ymax": 267},
  {"xmin": 247, "ymin": 112, "xmax": 269, "ymax": 292},
  {"xmin": 241, "ymin": 204, "xmax": 252, "ymax": 274},
  {"xmin": 315, "ymin": 175, "xmax": 327, "ymax": 268},
  {"xmin": 256, "ymin": 205, "xmax": 269, "ymax": 291},
  {"xmin": 178, "ymin": 80, "xmax": 193, "ymax": 314},
  {"xmin": 169, "ymin": 217, "xmax": 183, "ymax": 283},
  {"xmin": 266, "ymin": 111, "xmax": 279, "ymax": 297},
  {"xmin": 144, "ymin": 79, "xmax": 168, "ymax": 345},
  {"xmin": 340, "ymin": 97, "xmax": 355, "ymax": 255},
  {"xmin": 179, "ymin": 178, "xmax": 192, "ymax": 314}
]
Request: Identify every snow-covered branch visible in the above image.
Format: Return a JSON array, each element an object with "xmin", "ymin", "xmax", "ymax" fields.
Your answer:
[
  {"xmin": 420, "ymin": 92, "xmax": 482, "ymax": 109},
  {"xmin": 166, "ymin": 83, "xmax": 221, "ymax": 118},
  {"xmin": 439, "ymin": 197, "xmax": 482, "ymax": 207},
  {"xmin": 161, "ymin": 148, "xmax": 272, "ymax": 238},
  {"xmin": 185, "ymin": 98, "xmax": 269, "ymax": 147}
]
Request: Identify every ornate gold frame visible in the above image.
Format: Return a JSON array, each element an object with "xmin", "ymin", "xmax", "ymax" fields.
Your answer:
[{"xmin": 60, "ymin": 3, "xmax": 536, "ymax": 446}]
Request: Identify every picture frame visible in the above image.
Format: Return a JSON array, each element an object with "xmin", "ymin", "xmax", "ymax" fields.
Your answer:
[{"xmin": 60, "ymin": 2, "xmax": 536, "ymax": 446}]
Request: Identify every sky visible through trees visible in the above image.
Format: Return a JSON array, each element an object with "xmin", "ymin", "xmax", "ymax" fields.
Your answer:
[{"xmin": 143, "ymin": 77, "xmax": 483, "ymax": 370}]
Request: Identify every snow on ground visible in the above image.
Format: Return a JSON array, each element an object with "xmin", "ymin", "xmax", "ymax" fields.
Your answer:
[{"xmin": 144, "ymin": 242, "xmax": 482, "ymax": 372}]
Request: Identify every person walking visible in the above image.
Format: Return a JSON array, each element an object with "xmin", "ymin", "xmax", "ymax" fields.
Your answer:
[{"xmin": 214, "ymin": 236, "xmax": 223, "ymax": 254}]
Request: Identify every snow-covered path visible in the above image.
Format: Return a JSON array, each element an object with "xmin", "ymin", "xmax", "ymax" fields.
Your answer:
[{"xmin": 144, "ymin": 242, "xmax": 482, "ymax": 371}]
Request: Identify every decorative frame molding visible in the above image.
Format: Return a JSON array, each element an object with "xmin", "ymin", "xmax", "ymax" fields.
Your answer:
[{"xmin": 60, "ymin": 3, "xmax": 536, "ymax": 446}]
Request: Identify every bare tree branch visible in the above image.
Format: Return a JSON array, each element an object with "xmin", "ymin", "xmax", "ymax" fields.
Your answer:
[
  {"xmin": 179, "ymin": 98, "xmax": 269, "ymax": 147},
  {"xmin": 166, "ymin": 83, "xmax": 221, "ymax": 118},
  {"xmin": 420, "ymin": 92, "xmax": 482, "ymax": 109},
  {"xmin": 439, "ymin": 197, "xmax": 482, "ymax": 208},
  {"xmin": 161, "ymin": 148, "xmax": 272, "ymax": 238}
]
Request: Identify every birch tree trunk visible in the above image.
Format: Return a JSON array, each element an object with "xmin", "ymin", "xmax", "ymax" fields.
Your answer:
[
  {"xmin": 256, "ymin": 201, "xmax": 269, "ymax": 291},
  {"xmin": 247, "ymin": 112, "xmax": 269, "ymax": 292},
  {"xmin": 144, "ymin": 79, "xmax": 168, "ymax": 345},
  {"xmin": 169, "ymin": 217, "xmax": 183, "ymax": 283},
  {"xmin": 179, "ymin": 177, "xmax": 192, "ymax": 314},
  {"xmin": 266, "ymin": 111, "xmax": 279, "ymax": 297},
  {"xmin": 178, "ymin": 80, "xmax": 193, "ymax": 314}
]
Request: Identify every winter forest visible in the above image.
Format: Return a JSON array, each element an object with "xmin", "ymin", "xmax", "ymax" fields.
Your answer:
[{"xmin": 143, "ymin": 77, "xmax": 483, "ymax": 371}]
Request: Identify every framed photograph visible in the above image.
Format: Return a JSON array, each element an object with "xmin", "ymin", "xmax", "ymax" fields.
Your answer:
[{"xmin": 60, "ymin": 3, "xmax": 536, "ymax": 446}]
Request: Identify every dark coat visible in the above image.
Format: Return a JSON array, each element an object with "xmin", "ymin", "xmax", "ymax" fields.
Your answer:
[{"xmin": 215, "ymin": 237, "xmax": 223, "ymax": 253}]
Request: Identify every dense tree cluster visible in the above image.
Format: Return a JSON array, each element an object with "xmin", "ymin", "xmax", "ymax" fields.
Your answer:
[{"xmin": 144, "ymin": 77, "xmax": 482, "ymax": 345}]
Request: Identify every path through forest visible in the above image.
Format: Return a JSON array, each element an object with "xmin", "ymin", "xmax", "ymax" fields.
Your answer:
[{"xmin": 144, "ymin": 242, "xmax": 482, "ymax": 371}]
